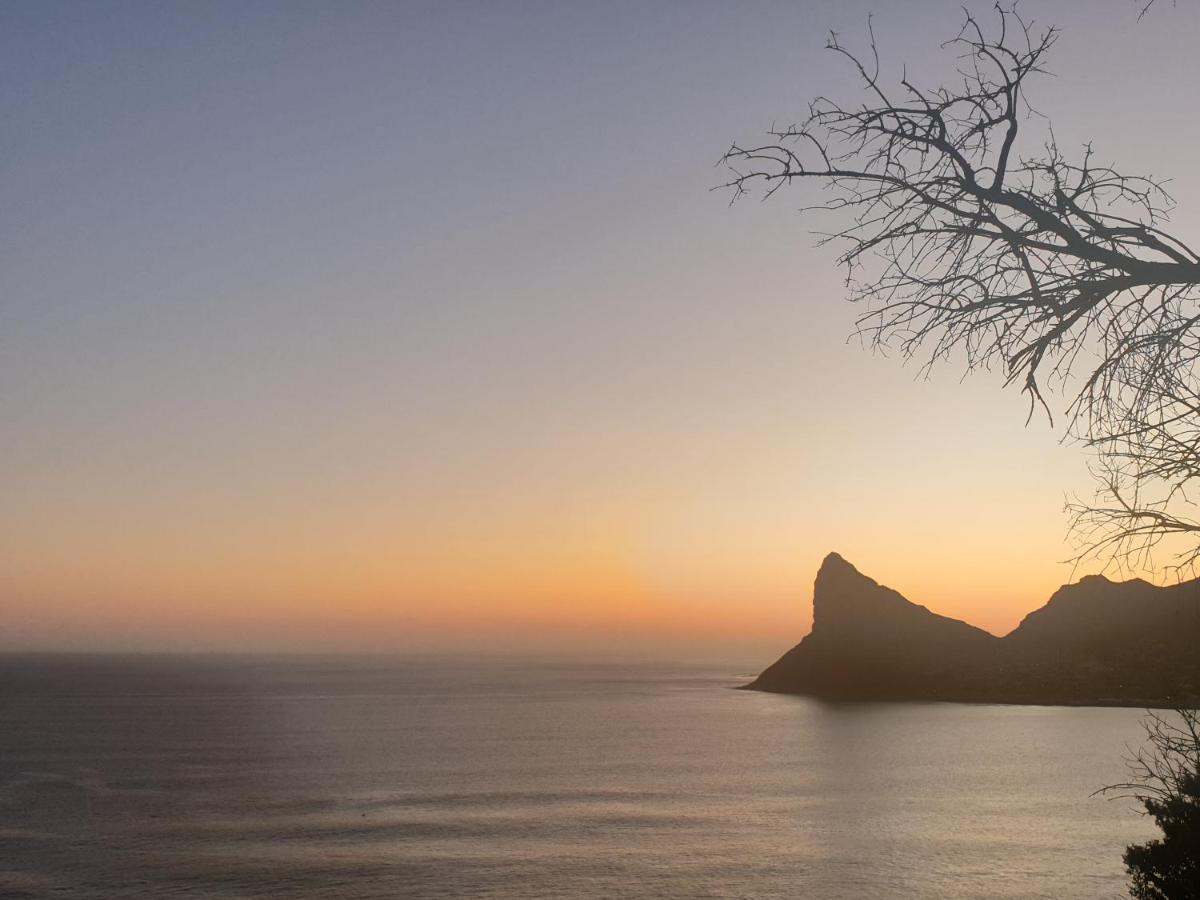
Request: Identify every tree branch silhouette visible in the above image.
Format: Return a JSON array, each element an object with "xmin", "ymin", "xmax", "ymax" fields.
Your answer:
[
  {"xmin": 1099, "ymin": 708, "xmax": 1200, "ymax": 898},
  {"xmin": 721, "ymin": 3, "xmax": 1200, "ymax": 572}
]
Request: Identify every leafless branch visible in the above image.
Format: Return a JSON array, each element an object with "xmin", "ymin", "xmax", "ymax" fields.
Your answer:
[
  {"xmin": 722, "ymin": 3, "xmax": 1200, "ymax": 572},
  {"xmin": 1099, "ymin": 708, "xmax": 1200, "ymax": 808}
]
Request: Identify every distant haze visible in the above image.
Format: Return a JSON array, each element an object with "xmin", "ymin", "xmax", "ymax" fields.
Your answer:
[{"xmin": 4, "ymin": 0, "xmax": 1199, "ymax": 653}]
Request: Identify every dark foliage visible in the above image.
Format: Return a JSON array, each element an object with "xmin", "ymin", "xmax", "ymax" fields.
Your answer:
[{"xmin": 1106, "ymin": 710, "xmax": 1200, "ymax": 899}]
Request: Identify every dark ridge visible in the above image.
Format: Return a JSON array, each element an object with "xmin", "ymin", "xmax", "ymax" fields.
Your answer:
[{"xmin": 747, "ymin": 553, "xmax": 1200, "ymax": 707}]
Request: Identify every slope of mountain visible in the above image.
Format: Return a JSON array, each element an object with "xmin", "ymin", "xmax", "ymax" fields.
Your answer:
[
  {"xmin": 750, "ymin": 553, "xmax": 1000, "ymax": 700},
  {"xmin": 748, "ymin": 553, "xmax": 1200, "ymax": 706}
]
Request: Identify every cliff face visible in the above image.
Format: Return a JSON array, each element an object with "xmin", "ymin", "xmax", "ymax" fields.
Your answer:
[
  {"xmin": 750, "ymin": 553, "xmax": 999, "ymax": 700},
  {"xmin": 808, "ymin": 552, "xmax": 995, "ymax": 650},
  {"xmin": 748, "ymin": 553, "xmax": 1200, "ymax": 706}
]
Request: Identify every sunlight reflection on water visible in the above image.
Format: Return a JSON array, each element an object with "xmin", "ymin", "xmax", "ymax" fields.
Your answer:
[{"xmin": 0, "ymin": 656, "xmax": 1155, "ymax": 899}]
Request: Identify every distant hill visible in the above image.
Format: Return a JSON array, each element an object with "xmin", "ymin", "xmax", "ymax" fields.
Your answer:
[{"xmin": 748, "ymin": 553, "xmax": 1200, "ymax": 706}]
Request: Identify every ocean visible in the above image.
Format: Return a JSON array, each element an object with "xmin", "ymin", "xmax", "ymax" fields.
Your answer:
[{"xmin": 0, "ymin": 655, "xmax": 1156, "ymax": 899}]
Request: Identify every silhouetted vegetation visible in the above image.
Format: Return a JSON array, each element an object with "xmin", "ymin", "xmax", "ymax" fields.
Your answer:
[
  {"xmin": 1103, "ymin": 709, "xmax": 1200, "ymax": 899},
  {"xmin": 721, "ymin": 4, "xmax": 1200, "ymax": 575}
]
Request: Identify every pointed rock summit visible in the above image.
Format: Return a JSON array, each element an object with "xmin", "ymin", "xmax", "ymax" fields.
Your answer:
[
  {"xmin": 810, "ymin": 552, "xmax": 994, "ymax": 648},
  {"xmin": 750, "ymin": 553, "xmax": 997, "ymax": 699},
  {"xmin": 748, "ymin": 553, "xmax": 1200, "ymax": 706}
]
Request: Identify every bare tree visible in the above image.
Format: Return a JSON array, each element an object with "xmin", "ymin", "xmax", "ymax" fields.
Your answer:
[
  {"xmin": 721, "ymin": 3, "xmax": 1200, "ymax": 573},
  {"xmin": 1101, "ymin": 708, "xmax": 1200, "ymax": 899}
]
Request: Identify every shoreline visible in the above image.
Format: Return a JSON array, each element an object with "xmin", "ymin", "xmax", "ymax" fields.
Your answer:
[{"xmin": 741, "ymin": 682, "xmax": 1196, "ymax": 710}]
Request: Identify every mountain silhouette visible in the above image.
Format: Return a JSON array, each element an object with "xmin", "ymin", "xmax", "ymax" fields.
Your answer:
[{"xmin": 748, "ymin": 552, "xmax": 1200, "ymax": 706}]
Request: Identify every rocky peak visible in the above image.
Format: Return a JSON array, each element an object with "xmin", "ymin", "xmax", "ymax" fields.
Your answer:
[{"xmin": 808, "ymin": 552, "xmax": 996, "ymax": 647}]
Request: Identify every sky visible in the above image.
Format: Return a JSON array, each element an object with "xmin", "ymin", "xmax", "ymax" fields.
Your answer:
[{"xmin": 3, "ymin": 0, "xmax": 1199, "ymax": 658}]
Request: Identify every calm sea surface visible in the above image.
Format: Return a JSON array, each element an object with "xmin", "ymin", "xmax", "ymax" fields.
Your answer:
[{"xmin": 0, "ymin": 655, "xmax": 1157, "ymax": 899}]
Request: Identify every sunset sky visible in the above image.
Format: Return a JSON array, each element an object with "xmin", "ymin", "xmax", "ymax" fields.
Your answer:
[{"xmin": 4, "ymin": 0, "xmax": 1199, "ymax": 657}]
